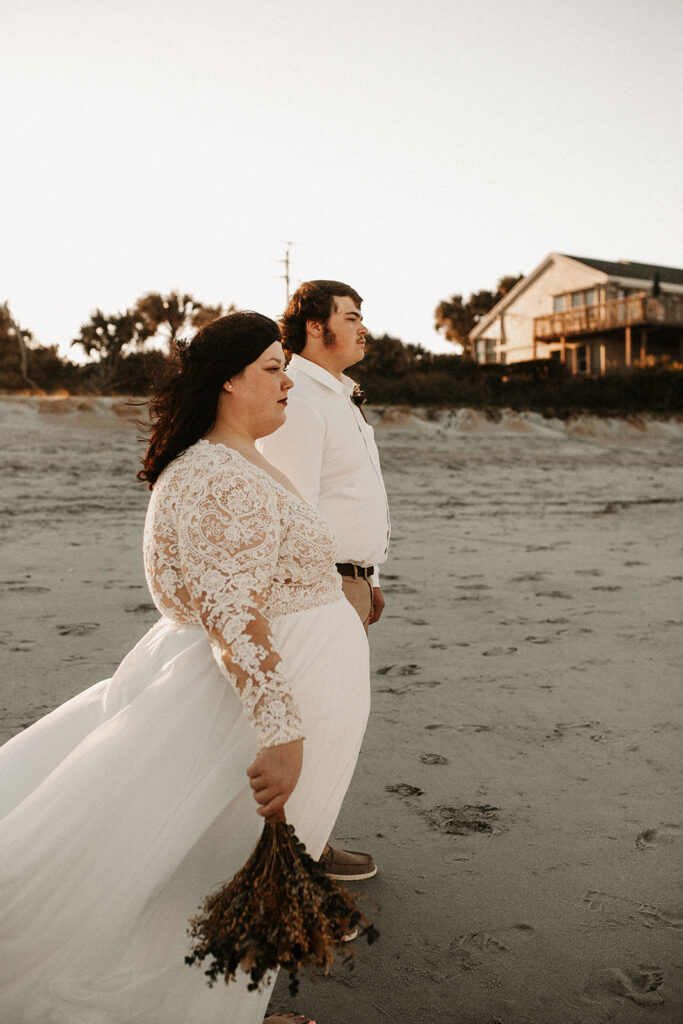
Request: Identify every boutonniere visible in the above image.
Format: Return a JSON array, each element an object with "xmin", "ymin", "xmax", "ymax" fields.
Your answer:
[{"xmin": 351, "ymin": 382, "xmax": 366, "ymax": 408}]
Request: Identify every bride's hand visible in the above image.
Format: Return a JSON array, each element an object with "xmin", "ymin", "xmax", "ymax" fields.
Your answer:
[{"xmin": 246, "ymin": 739, "xmax": 304, "ymax": 818}]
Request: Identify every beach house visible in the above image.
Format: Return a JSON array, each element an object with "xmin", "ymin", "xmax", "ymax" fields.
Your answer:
[{"xmin": 469, "ymin": 254, "xmax": 683, "ymax": 374}]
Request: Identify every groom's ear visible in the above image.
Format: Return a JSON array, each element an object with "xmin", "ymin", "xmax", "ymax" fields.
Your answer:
[{"xmin": 306, "ymin": 319, "xmax": 324, "ymax": 340}]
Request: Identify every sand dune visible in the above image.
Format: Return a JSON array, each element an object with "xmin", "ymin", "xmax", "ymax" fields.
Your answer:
[{"xmin": 1, "ymin": 396, "xmax": 681, "ymax": 1023}]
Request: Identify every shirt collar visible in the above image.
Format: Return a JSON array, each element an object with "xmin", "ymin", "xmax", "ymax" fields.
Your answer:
[{"xmin": 289, "ymin": 353, "xmax": 354, "ymax": 396}]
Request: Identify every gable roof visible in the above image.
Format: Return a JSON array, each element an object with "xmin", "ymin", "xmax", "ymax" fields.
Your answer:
[
  {"xmin": 563, "ymin": 256, "xmax": 683, "ymax": 286},
  {"xmin": 469, "ymin": 252, "xmax": 556, "ymax": 340}
]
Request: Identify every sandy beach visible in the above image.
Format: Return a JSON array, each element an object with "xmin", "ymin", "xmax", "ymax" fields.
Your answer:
[{"xmin": 1, "ymin": 395, "xmax": 681, "ymax": 1024}]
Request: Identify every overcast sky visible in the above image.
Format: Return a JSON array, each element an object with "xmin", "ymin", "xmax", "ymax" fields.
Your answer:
[{"xmin": 2, "ymin": 0, "xmax": 681, "ymax": 358}]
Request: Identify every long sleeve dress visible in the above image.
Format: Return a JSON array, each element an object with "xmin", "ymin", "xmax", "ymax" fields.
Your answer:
[{"xmin": 0, "ymin": 440, "xmax": 370, "ymax": 1024}]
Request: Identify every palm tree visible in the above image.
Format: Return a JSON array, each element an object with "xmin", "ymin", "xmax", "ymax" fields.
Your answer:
[
  {"xmin": 0, "ymin": 302, "xmax": 39, "ymax": 390},
  {"xmin": 135, "ymin": 292, "xmax": 197, "ymax": 349},
  {"xmin": 135, "ymin": 292, "xmax": 236, "ymax": 349},
  {"xmin": 72, "ymin": 309, "xmax": 151, "ymax": 390}
]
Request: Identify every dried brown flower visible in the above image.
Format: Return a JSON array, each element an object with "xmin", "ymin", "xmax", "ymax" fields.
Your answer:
[{"xmin": 185, "ymin": 815, "xmax": 378, "ymax": 997}]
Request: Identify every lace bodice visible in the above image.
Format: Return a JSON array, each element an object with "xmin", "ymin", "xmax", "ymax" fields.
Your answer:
[{"xmin": 143, "ymin": 441, "xmax": 342, "ymax": 747}]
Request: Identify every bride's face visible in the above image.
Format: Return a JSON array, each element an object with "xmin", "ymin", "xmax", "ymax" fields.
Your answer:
[{"xmin": 227, "ymin": 342, "xmax": 293, "ymax": 438}]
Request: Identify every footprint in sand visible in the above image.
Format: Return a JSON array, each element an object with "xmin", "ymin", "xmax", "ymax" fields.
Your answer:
[
  {"xmin": 380, "ymin": 581, "xmax": 417, "ymax": 595},
  {"xmin": 9, "ymin": 641, "xmax": 36, "ymax": 653},
  {"xmin": 551, "ymin": 722, "xmax": 602, "ymax": 740},
  {"xmin": 376, "ymin": 663, "xmax": 420, "ymax": 677},
  {"xmin": 424, "ymin": 804, "xmax": 499, "ymax": 835},
  {"xmin": 582, "ymin": 965, "xmax": 664, "ymax": 1007},
  {"xmin": 420, "ymin": 753, "xmax": 449, "ymax": 765},
  {"xmin": 6, "ymin": 584, "xmax": 51, "ymax": 594},
  {"xmin": 453, "ymin": 923, "xmax": 534, "ymax": 954},
  {"xmin": 482, "ymin": 646, "xmax": 517, "ymax": 657},
  {"xmin": 635, "ymin": 825, "xmax": 680, "ymax": 850},
  {"xmin": 56, "ymin": 622, "xmax": 100, "ymax": 637},
  {"xmin": 580, "ymin": 890, "xmax": 682, "ymax": 929},
  {"xmin": 385, "ymin": 783, "xmax": 424, "ymax": 798}
]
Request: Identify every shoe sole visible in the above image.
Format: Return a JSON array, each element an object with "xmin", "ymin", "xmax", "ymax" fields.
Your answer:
[{"xmin": 324, "ymin": 867, "xmax": 377, "ymax": 881}]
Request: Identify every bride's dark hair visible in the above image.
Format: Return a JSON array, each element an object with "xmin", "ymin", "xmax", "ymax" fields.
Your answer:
[{"xmin": 138, "ymin": 311, "xmax": 281, "ymax": 488}]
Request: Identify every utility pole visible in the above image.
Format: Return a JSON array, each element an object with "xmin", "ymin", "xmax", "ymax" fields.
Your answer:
[{"xmin": 278, "ymin": 242, "xmax": 294, "ymax": 303}]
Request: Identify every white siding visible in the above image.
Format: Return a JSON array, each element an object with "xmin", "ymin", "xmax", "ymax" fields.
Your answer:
[{"xmin": 474, "ymin": 255, "xmax": 609, "ymax": 364}]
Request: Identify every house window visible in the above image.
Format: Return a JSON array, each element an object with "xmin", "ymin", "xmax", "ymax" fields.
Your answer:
[
  {"xmin": 569, "ymin": 288, "xmax": 598, "ymax": 308},
  {"xmin": 577, "ymin": 346, "xmax": 588, "ymax": 373},
  {"xmin": 485, "ymin": 339, "xmax": 496, "ymax": 363},
  {"xmin": 553, "ymin": 295, "xmax": 565, "ymax": 312}
]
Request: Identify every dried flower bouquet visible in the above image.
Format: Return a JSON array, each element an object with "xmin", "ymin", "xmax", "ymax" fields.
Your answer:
[{"xmin": 186, "ymin": 813, "xmax": 378, "ymax": 997}]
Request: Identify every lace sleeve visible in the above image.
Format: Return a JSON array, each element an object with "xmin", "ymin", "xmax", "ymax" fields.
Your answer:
[{"xmin": 174, "ymin": 459, "xmax": 305, "ymax": 748}]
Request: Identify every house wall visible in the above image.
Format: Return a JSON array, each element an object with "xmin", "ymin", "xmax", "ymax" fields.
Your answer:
[
  {"xmin": 475, "ymin": 255, "xmax": 608, "ymax": 364},
  {"xmin": 603, "ymin": 335, "xmax": 627, "ymax": 371}
]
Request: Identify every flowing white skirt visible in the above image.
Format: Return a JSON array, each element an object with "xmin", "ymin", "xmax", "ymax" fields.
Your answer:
[{"xmin": 0, "ymin": 596, "xmax": 369, "ymax": 1024}]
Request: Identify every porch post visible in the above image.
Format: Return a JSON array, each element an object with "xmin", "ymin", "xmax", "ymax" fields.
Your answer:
[
  {"xmin": 625, "ymin": 326, "xmax": 632, "ymax": 367},
  {"xmin": 640, "ymin": 329, "xmax": 648, "ymax": 366},
  {"xmin": 560, "ymin": 335, "xmax": 566, "ymax": 364}
]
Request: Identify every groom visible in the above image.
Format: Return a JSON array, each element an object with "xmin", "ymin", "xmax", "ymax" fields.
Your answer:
[{"xmin": 259, "ymin": 279, "xmax": 390, "ymax": 881}]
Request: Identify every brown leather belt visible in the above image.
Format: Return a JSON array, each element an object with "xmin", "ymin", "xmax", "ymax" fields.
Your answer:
[{"xmin": 336, "ymin": 562, "xmax": 375, "ymax": 580}]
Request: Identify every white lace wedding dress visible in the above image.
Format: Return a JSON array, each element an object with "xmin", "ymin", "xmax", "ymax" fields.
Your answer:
[{"xmin": 0, "ymin": 441, "xmax": 370, "ymax": 1024}]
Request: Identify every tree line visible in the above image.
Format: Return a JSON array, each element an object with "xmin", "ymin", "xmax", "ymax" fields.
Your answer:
[
  {"xmin": 1, "ymin": 292, "xmax": 234, "ymax": 395},
  {"xmin": 2, "ymin": 281, "xmax": 682, "ymax": 416},
  {"xmin": 0, "ymin": 275, "xmax": 524, "ymax": 393}
]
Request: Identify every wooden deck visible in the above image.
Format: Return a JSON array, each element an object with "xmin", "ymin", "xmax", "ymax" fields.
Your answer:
[{"xmin": 534, "ymin": 293, "xmax": 683, "ymax": 341}]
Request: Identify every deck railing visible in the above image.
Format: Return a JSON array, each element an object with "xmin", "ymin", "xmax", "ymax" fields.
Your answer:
[{"xmin": 534, "ymin": 293, "xmax": 683, "ymax": 341}]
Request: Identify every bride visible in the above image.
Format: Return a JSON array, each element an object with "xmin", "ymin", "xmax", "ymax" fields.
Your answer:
[{"xmin": 0, "ymin": 311, "xmax": 370, "ymax": 1024}]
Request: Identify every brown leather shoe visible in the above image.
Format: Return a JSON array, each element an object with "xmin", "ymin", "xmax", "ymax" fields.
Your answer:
[{"xmin": 319, "ymin": 843, "xmax": 377, "ymax": 880}]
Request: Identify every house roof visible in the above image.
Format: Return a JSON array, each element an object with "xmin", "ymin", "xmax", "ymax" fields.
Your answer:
[{"xmin": 563, "ymin": 256, "xmax": 683, "ymax": 286}]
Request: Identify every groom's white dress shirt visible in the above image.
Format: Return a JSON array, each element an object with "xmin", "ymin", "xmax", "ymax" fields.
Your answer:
[{"xmin": 258, "ymin": 354, "xmax": 390, "ymax": 583}]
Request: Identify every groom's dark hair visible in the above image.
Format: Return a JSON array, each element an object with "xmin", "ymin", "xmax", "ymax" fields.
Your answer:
[{"xmin": 280, "ymin": 280, "xmax": 363, "ymax": 355}]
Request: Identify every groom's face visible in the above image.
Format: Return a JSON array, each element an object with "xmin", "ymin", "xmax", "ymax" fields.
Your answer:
[{"xmin": 322, "ymin": 296, "xmax": 368, "ymax": 372}]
